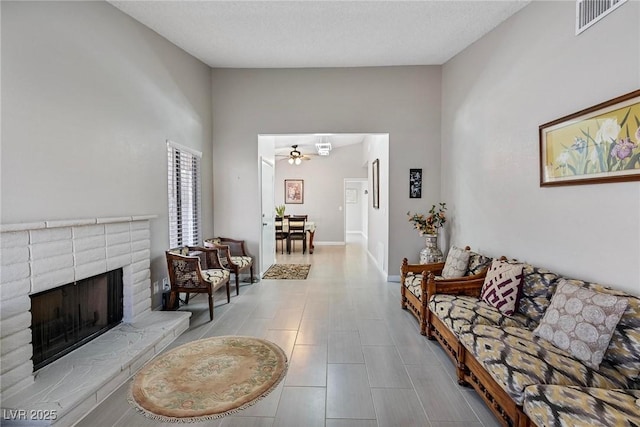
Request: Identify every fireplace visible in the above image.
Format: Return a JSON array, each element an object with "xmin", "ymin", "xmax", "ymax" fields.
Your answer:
[
  {"xmin": 1, "ymin": 215, "xmax": 192, "ymax": 426},
  {"xmin": 30, "ymin": 269, "xmax": 124, "ymax": 370}
]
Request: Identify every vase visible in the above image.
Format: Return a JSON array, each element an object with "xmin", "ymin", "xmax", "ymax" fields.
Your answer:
[{"xmin": 419, "ymin": 234, "xmax": 444, "ymax": 264}]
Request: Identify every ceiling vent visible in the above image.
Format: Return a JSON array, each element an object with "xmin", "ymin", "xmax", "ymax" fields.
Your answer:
[{"xmin": 576, "ymin": 0, "xmax": 627, "ymax": 35}]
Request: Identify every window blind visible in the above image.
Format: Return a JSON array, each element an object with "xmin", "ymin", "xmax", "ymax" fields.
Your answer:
[{"xmin": 167, "ymin": 141, "xmax": 202, "ymax": 248}]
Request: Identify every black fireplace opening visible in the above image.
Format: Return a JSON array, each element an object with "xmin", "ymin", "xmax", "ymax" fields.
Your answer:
[{"xmin": 30, "ymin": 269, "xmax": 124, "ymax": 371}]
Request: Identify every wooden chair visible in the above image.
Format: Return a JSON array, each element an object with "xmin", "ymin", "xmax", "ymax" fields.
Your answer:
[
  {"xmin": 203, "ymin": 237, "xmax": 254, "ymax": 296},
  {"xmin": 165, "ymin": 246, "xmax": 230, "ymax": 321},
  {"xmin": 275, "ymin": 216, "xmax": 288, "ymax": 254},
  {"xmin": 287, "ymin": 216, "xmax": 307, "ymax": 254}
]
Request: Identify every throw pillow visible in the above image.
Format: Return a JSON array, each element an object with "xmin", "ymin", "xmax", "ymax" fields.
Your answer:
[
  {"xmin": 467, "ymin": 252, "xmax": 492, "ymax": 276},
  {"xmin": 480, "ymin": 260, "xmax": 524, "ymax": 316},
  {"xmin": 533, "ymin": 279, "xmax": 628, "ymax": 369},
  {"xmin": 441, "ymin": 246, "xmax": 471, "ymax": 279}
]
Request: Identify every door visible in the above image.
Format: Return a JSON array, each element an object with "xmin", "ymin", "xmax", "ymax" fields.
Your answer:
[{"xmin": 260, "ymin": 158, "xmax": 276, "ymax": 274}]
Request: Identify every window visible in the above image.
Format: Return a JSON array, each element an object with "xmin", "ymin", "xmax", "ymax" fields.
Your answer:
[{"xmin": 167, "ymin": 141, "xmax": 201, "ymax": 248}]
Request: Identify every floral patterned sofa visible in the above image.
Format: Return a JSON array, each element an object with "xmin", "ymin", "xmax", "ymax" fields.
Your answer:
[
  {"xmin": 400, "ymin": 247, "xmax": 493, "ymax": 336},
  {"xmin": 415, "ymin": 256, "xmax": 640, "ymax": 427},
  {"xmin": 523, "ymin": 385, "xmax": 640, "ymax": 427}
]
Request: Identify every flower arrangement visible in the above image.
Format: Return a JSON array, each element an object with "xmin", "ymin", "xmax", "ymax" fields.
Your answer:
[
  {"xmin": 275, "ymin": 205, "xmax": 286, "ymax": 217},
  {"xmin": 407, "ymin": 203, "xmax": 447, "ymax": 236}
]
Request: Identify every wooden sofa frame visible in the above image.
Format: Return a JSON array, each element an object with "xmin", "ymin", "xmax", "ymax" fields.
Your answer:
[
  {"xmin": 400, "ymin": 247, "xmax": 489, "ymax": 336},
  {"xmin": 402, "ymin": 254, "xmax": 525, "ymax": 426},
  {"xmin": 457, "ymin": 341, "xmax": 531, "ymax": 427},
  {"xmin": 425, "ymin": 279, "xmax": 484, "ymax": 374}
]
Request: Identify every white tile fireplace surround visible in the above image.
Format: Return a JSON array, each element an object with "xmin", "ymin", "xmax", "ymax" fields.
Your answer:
[{"xmin": 0, "ymin": 216, "xmax": 190, "ymax": 426}]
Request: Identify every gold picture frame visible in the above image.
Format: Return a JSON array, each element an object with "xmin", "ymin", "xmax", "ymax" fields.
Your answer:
[{"xmin": 539, "ymin": 89, "xmax": 640, "ymax": 186}]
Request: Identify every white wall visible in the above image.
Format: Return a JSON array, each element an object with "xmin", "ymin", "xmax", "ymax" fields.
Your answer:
[
  {"xmin": 275, "ymin": 144, "xmax": 367, "ymax": 243},
  {"xmin": 442, "ymin": 1, "xmax": 640, "ymax": 295},
  {"xmin": 211, "ymin": 66, "xmax": 442, "ymax": 273},
  {"xmin": 365, "ymin": 135, "xmax": 390, "ymax": 274},
  {"xmin": 1, "ymin": 1, "xmax": 213, "ymax": 307}
]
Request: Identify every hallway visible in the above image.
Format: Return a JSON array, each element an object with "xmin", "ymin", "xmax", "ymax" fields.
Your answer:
[{"xmin": 79, "ymin": 241, "xmax": 499, "ymax": 426}]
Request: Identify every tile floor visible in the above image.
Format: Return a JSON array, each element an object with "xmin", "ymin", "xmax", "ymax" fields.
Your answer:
[{"xmin": 77, "ymin": 235, "xmax": 500, "ymax": 427}]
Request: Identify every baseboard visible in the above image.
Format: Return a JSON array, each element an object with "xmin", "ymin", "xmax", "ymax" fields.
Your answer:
[
  {"xmin": 314, "ymin": 241, "xmax": 346, "ymax": 246},
  {"xmin": 366, "ymin": 248, "xmax": 387, "ymax": 279},
  {"xmin": 346, "ymin": 231, "xmax": 367, "ymax": 238}
]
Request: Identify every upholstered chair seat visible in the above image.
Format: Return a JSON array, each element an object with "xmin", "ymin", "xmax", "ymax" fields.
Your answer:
[
  {"xmin": 166, "ymin": 246, "xmax": 231, "ymax": 321},
  {"xmin": 204, "ymin": 237, "xmax": 254, "ymax": 296}
]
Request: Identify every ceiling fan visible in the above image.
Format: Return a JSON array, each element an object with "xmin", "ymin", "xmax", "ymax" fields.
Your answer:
[{"xmin": 279, "ymin": 145, "xmax": 312, "ymax": 165}]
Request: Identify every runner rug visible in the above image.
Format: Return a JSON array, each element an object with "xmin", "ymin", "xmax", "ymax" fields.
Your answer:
[
  {"xmin": 262, "ymin": 263, "xmax": 311, "ymax": 280},
  {"xmin": 128, "ymin": 336, "xmax": 288, "ymax": 422}
]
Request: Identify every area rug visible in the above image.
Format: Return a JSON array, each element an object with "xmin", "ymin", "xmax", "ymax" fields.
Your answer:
[
  {"xmin": 262, "ymin": 264, "xmax": 311, "ymax": 280},
  {"xmin": 128, "ymin": 336, "xmax": 288, "ymax": 422}
]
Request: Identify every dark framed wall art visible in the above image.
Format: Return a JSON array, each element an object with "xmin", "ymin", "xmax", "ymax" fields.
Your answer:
[
  {"xmin": 372, "ymin": 159, "xmax": 379, "ymax": 209},
  {"xmin": 409, "ymin": 168, "xmax": 422, "ymax": 198}
]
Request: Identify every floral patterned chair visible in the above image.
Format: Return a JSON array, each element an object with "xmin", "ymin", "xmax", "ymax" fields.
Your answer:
[
  {"xmin": 166, "ymin": 246, "xmax": 230, "ymax": 321},
  {"xmin": 203, "ymin": 237, "xmax": 254, "ymax": 296}
]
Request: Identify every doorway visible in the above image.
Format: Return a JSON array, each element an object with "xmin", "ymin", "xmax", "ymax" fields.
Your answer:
[
  {"xmin": 260, "ymin": 158, "xmax": 275, "ymax": 274},
  {"xmin": 258, "ymin": 133, "xmax": 389, "ymax": 277},
  {"xmin": 344, "ymin": 178, "xmax": 368, "ymax": 244}
]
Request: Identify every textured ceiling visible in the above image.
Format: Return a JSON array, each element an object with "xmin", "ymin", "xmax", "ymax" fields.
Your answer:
[{"xmin": 108, "ymin": 1, "xmax": 530, "ymax": 68}]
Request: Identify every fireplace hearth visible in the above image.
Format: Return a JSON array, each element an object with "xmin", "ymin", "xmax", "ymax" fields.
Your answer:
[{"xmin": 31, "ymin": 269, "xmax": 124, "ymax": 370}]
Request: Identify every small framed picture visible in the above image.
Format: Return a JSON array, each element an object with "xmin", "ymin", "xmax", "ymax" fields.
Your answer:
[
  {"xmin": 372, "ymin": 159, "xmax": 380, "ymax": 209},
  {"xmin": 284, "ymin": 179, "xmax": 304, "ymax": 204},
  {"xmin": 409, "ymin": 168, "xmax": 422, "ymax": 198},
  {"xmin": 345, "ymin": 188, "xmax": 357, "ymax": 204}
]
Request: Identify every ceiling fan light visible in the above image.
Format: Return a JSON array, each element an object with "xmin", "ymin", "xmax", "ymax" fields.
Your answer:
[
  {"xmin": 295, "ymin": 157, "xmax": 302, "ymax": 165},
  {"xmin": 288, "ymin": 158, "xmax": 294, "ymax": 164}
]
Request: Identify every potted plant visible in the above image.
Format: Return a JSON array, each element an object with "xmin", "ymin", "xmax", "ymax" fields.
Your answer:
[
  {"xmin": 275, "ymin": 205, "xmax": 286, "ymax": 217},
  {"xmin": 407, "ymin": 203, "xmax": 447, "ymax": 263}
]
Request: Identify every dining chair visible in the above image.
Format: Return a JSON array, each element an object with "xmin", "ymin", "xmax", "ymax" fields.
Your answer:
[
  {"xmin": 287, "ymin": 216, "xmax": 307, "ymax": 254},
  {"xmin": 275, "ymin": 216, "xmax": 288, "ymax": 254}
]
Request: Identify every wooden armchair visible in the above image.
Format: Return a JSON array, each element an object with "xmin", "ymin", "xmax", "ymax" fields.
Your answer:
[
  {"xmin": 165, "ymin": 246, "xmax": 230, "ymax": 321},
  {"xmin": 400, "ymin": 247, "xmax": 493, "ymax": 336},
  {"xmin": 203, "ymin": 237, "xmax": 254, "ymax": 296}
]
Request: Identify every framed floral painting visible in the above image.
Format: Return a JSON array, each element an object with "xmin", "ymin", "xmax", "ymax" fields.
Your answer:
[
  {"xmin": 539, "ymin": 89, "xmax": 640, "ymax": 186},
  {"xmin": 284, "ymin": 179, "xmax": 304, "ymax": 204}
]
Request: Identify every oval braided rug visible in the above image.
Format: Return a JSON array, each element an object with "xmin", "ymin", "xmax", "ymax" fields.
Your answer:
[{"xmin": 128, "ymin": 336, "xmax": 288, "ymax": 422}]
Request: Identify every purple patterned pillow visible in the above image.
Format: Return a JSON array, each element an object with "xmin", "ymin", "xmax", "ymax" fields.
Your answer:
[{"xmin": 480, "ymin": 260, "xmax": 524, "ymax": 315}]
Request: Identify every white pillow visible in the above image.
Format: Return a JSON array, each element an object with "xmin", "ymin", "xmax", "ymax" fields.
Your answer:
[
  {"xmin": 441, "ymin": 246, "xmax": 470, "ymax": 279},
  {"xmin": 480, "ymin": 260, "xmax": 524, "ymax": 316},
  {"xmin": 533, "ymin": 279, "xmax": 628, "ymax": 369}
]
